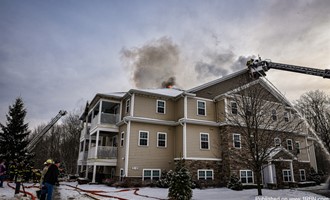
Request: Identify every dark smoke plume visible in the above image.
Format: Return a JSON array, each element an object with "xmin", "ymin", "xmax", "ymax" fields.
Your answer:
[
  {"xmin": 194, "ymin": 50, "xmax": 254, "ymax": 79},
  {"xmin": 121, "ymin": 37, "xmax": 179, "ymax": 89}
]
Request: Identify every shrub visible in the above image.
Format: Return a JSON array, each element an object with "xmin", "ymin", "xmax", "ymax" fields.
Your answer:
[{"xmin": 227, "ymin": 174, "xmax": 243, "ymax": 191}]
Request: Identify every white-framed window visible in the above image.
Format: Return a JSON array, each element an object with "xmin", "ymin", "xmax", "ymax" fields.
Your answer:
[
  {"xmin": 282, "ymin": 169, "xmax": 292, "ymax": 182},
  {"xmin": 231, "ymin": 102, "xmax": 238, "ymax": 115},
  {"xmin": 286, "ymin": 139, "xmax": 293, "ymax": 151},
  {"xmin": 126, "ymin": 99, "xmax": 130, "ymax": 113},
  {"xmin": 157, "ymin": 132, "xmax": 167, "ymax": 148},
  {"xmin": 197, "ymin": 100, "xmax": 206, "ymax": 116},
  {"xmin": 198, "ymin": 169, "xmax": 213, "ymax": 180},
  {"xmin": 271, "ymin": 109, "xmax": 277, "ymax": 121},
  {"xmin": 200, "ymin": 133, "xmax": 209, "ymax": 149},
  {"xmin": 120, "ymin": 132, "xmax": 125, "ymax": 147},
  {"xmin": 139, "ymin": 131, "xmax": 149, "ymax": 146},
  {"xmin": 240, "ymin": 170, "xmax": 254, "ymax": 184},
  {"xmin": 156, "ymin": 100, "xmax": 166, "ymax": 114},
  {"xmin": 274, "ymin": 137, "xmax": 281, "ymax": 147},
  {"xmin": 143, "ymin": 169, "xmax": 161, "ymax": 180},
  {"xmin": 233, "ymin": 133, "xmax": 241, "ymax": 148},
  {"xmin": 295, "ymin": 141, "xmax": 300, "ymax": 154},
  {"xmin": 299, "ymin": 169, "xmax": 306, "ymax": 181},
  {"xmin": 284, "ymin": 110, "xmax": 290, "ymax": 122}
]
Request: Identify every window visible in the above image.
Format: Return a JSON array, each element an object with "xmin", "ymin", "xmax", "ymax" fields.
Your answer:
[
  {"xmin": 271, "ymin": 109, "xmax": 277, "ymax": 121},
  {"xmin": 157, "ymin": 132, "xmax": 167, "ymax": 147},
  {"xmin": 286, "ymin": 139, "xmax": 293, "ymax": 150},
  {"xmin": 197, "ymin": 100, "xmax": 206, "ymax": 116},
  {"xmin": 200, "ymin": 133, "xmax": 209, "ymax": 149},
  {"xmin": 240, "ymin": 170, "xmax": 253, "ymax": 184},
  {"xmin": 245, "ymin": 105, "xmax": 252, "ymax": 116},
  {"xmin": 126, "ymin": 99, "xmax": 130, "ymax": 113},
  {"xmin": 139, "ymin": 131, "xmax": 149, "ymax": 146},
  {"xmin": 198, "ymin": 169, "xmax": 213, "ymax": 180},
  {"xmin": 282, "ymin": 170, "xmax": 292, "ymax": 182},
  {"xmin": 80, "ymin": 141, "xmax": 84, "ymax": 152},
  {"xmin": 143, "ymin": 169, "xmax": 161, "ymax": 180},
  {"xmin": 274, "ymin": 138, "xmax": 281, "ymax": 147},
  {"xmin": 284, "ymin": 110, "xmax": 290, "ymax": 122},
  {"xmin": 295, "ymin": 141, "xmax": 300, "ymax": 154},
  {"xmin": 299, "ymin": 169, "xmax": 306, "ymax": 181},
  {"xmin": 231, "ymin": 102, "xmax": 238, "ymax": 115},
  {"xmin": 120, "ymin": 132, "xmax": 124, "ymax": 147},
  {"xmin": 233, "ymin": 133, "xmax": 241, "ymax": 148},
  {"xmin": 156, "ymin": 100, "xmax": 166, "ymax": 114}
]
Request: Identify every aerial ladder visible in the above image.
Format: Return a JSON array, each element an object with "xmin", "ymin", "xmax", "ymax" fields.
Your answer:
[
  {"xmin": 246, "ymin": 57, "xmax": 330, "ymax": 79},
  {"xmin": 246, "ymin": 56, "xmax": 330, "ymax": 160},
  {"xmin": 27, "ymin": 110, "xmax": 67, "ymax": 152}
]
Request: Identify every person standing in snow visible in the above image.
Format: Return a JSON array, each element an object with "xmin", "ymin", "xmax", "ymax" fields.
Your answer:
[
  {"xmin": 43, "ymin": 160, "xmax": 60, "ymax": 200},
  {"xmin": 0, "ymin": 159, "xmax": 6, "ymax": 188}
]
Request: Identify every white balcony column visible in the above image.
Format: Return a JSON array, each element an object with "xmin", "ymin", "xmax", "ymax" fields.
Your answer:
[
  {"xmin": 92, "ymin": 164, "xmax": 97, "ymax": 183},
  {"xmin": 268, "ymin": 161, "xmax": 273, "ymax": 184},
  {"xmin": 98, "ymin": 101, "xmax": 102, "ymax": 124},
  {"xmin": 183, "ymin": 95, "xmax": 187, "ymax": 159},
  {"xmin": 95, "ymin": 130, "xmax": 100, "ymax": 158},
  {"xmin": 290, "ymin": 161, "xmax": 295, "ymax": 182}
]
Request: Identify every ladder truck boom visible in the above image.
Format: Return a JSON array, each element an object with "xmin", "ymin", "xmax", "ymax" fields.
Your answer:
[
  {"xmin": 247, "ymin": 57, "xmax": 330, "ymax": 79},
  {"xmin": 27, "ymin": 110, "xmax": 67, "ymax": 152}
]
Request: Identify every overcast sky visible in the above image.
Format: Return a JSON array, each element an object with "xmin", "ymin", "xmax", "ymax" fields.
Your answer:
[{"xmin": 1, "ymin": 0, "xmax": 330, "ymax": 130}]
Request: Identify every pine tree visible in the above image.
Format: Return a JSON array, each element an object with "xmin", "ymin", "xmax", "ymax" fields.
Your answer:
[
  {"xmin": 0, "ymin": 97, "xmax": 30, "ymax": 162},
  {"xmin": 168, "ymin": 159, "xmax": 193, "ymax": 200}
]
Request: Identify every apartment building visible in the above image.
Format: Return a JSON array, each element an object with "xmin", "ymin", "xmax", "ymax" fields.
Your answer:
[{"xmin": 77, "ymin": 69, "xmax": 317, "ymax": 188}]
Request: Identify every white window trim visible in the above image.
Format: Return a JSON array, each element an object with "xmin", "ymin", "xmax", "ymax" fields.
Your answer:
[
  {"xmin": 299, "ymin": 169, "xmax": 306, "ymax": 181},
  {"xmin": 271, "ymin": 109, "xmax": 277, "ymax": 121},
  {"xmin": 295, "ymin": 141, "xmax": 300, "ymax": 153},
  {"xmin": 197, "ymin": 100, "xmax": 206, "ymax": 116},
  {"xmin": 284, "ymin": 111, "xmax": 290, "ymax": 122},
  {"xmin": 120, "ymin": 132, "xmax": 125, "ymax": 147},
  {"xmin": 138, "ymin": 130, "xmax": 149, "ymax": 146},
  {"xmin": 143, "ymin": 169, "xmax": 161, "ymax": 180},
  {"xmin": 126, "ymin": 99, "xmax": 130, "ymax": 113},
  {"xmin": 156, "ymin": 100, "xmax": 166, "ymax": 114},
  {"xmin": 286, "ymin": 139, "xmax": 293, "ymax": 150},
  {"xmin": 200, "ymin": 132, "xmax": 210, "ymax": 150},
  {"xmin": 274, "ymin": 137, "xmax": 281, "ymax": 147},
  {"xmin": 240, "ymin": 170, "xmax": 254, "ymax": 184},
  {"xmin": 282, "ymin": 169, "xmax": 292, "ymax": 182},
  {"xmin": 233, "ymin": 133, "xmax": 241, "ymax": 149},
  {"xmin": 197, "ymin": 169, "xmax": 214, "ymax": 180},
  {"xmin": 157, "ymin": 132, "xmax": 167, "ymax": 148},
  {"xmin": 231, "ymin": 101, "xmax": 238, "ymax": 115}
]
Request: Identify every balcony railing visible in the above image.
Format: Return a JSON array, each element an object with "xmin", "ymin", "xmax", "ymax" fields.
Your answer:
[
  {"xmin": 78, "ymin": 151, "xmax": 88, "ymax": 161},
  {"xmin": 90, "ymin": 113, "xmax": 119, "ymax": 129},
  {"xmin": 88, "ymin": 146, "xmax": 117, "ymax": 159}
]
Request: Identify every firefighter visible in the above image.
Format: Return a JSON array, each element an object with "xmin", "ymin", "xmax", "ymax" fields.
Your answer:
[{"xmin": 14, "ymin": 161, "xmax": 24, "ymax": 195}]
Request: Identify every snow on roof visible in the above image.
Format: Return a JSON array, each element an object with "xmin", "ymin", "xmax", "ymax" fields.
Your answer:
[{"xmin": 131, "ymin": 88, "xmax": 184, "ymax": 97}]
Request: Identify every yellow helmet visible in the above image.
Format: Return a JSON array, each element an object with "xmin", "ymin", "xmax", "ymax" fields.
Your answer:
[{"xmin": 46, "ymin": 159, "xmax": 53, "ymax": 164}]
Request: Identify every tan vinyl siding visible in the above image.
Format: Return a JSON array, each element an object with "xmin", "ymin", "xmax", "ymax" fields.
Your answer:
[
  {"xmin": 134, "ymin": 94, "xmax": 176, "ymax": 121},
  {"xmin": 216, "ymin": 99, "xmax": 226, "ymax": 122},
  {"xmin": 187, "ymin": 97, "xmax": 216, "ymax": 121},
  {"xmin": 175, "ymin": 98, "xmax": 184, "ymax": 120},
  {"xmin": 186, "ymin": 124, "xmax": 220, "ymax": 158},
  {"xmin": 175, "ymin": 126, "xmax": 183, "ymax": 158},
  {"xmin": 116, "ymin": 125, "xmax": 127, "ymax": 175},
  {"xmin": 127, "ymin": 122, "xmax": 175, "ymax": 177}
]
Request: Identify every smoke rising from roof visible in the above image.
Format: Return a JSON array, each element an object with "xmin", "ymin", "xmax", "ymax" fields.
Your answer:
[
  {"xmin": 194, "ymin": 50, "xmax": 254, "ymax": 79},
  {"xmin": 120, "ymin": 37, "xmax": 179, "ymax": 89}
]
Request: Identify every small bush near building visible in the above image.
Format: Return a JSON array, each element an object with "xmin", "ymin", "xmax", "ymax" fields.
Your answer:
[{"xmin": 227, "ymin": 174, "xmax": 243, "ymax": 191}]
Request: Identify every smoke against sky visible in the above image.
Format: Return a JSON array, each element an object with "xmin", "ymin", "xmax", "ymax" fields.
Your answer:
[
  {"xmin": 121, "ymin": 37, "xmax": 179, "ymax": 89},
  {"xmin": 1, "ymin": 0, "xmax": 330, "ymax": 129}
]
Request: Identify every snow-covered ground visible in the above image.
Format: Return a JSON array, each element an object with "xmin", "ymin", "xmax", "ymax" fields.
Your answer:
[{"xmin": 0, "ymin": 181, "xmax": 329, "ymax": 200}]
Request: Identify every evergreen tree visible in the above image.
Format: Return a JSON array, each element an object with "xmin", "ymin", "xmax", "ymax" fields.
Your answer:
[
  {"xmin": 0, "ymin": 97, "xmax": 30, "ymax": 162},
  {"xmin": 168, "ymin": 159, "xmax": 193, "ymax": 200}
]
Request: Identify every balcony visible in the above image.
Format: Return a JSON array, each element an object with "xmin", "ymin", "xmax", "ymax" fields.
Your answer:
[
  {"xmin": 78, "ymin": 151, "xmax": 88, "ymax": 161},
  {"xmin": 88, "ymin": 146, "xmax": 117, "ymax": 159}
]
